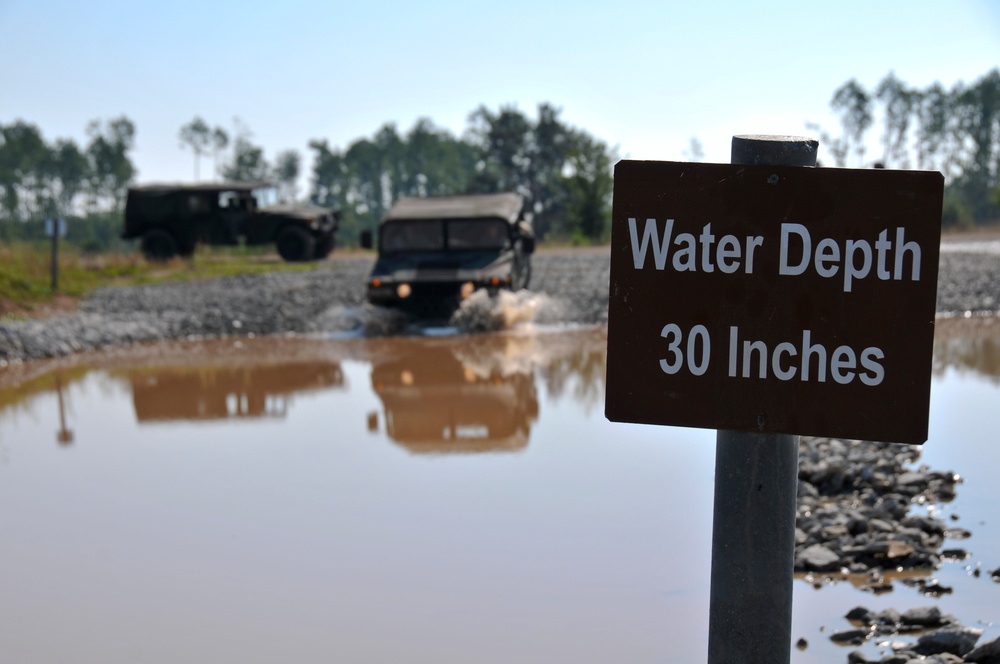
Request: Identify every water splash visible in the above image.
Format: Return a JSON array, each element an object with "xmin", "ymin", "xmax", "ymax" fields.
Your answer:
[
  {"xmin": 313, "ymin": 290, "xmax": 570, "ymax": 338},
  {"xmin": 450, "ymin": 289, "xmax": 559, "ymax": 332}
]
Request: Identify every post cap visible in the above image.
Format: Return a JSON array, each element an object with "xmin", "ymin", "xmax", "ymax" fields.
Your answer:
[{"xmin": 732, "ymin": 135, "xmax": 818, "ymax": 167}]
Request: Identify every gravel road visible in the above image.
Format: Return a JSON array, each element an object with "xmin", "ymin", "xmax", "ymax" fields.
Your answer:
[{"xmin": 0, "ymin": 244, "xmax": 997, "ymax": 364}]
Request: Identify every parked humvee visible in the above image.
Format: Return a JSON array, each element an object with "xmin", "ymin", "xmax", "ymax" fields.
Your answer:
[
  {"xmin": 359, "ymin": 192, "xmax": 535, "ymax": 317},
  {"xmin": 123, "ymin": 182, "xmax": 339, "ymax": 262}
]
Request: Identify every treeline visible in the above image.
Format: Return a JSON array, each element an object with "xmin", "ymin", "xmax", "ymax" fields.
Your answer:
[
  {"xmin": 2, "ymin": 69, "xmax": 998, "ymax": 254},
  {"xmin": 813, "ymin": 68, "xmax": 1000, "ymax": 227},
  {"xmin": 0, "ymin": 117, "xmax": 136, "ymax": 250},
  {"xmin": 0, "ymin": 104, "xmax": 615, "ymax": 249},
  {"xmin": 310, "ymin": 104, "xmax": 614, "ymax": 244}
]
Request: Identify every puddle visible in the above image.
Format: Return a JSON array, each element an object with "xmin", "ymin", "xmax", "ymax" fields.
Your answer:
[{"xmin": 0, "ymin": 320, "xmax": 998, "ymax": 663}]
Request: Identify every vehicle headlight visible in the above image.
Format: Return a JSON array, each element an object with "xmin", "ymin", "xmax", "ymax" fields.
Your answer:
[
  {"xmin": 460, "ymin": 282, "xmax": 475, "ymax": 299},
  {"xmin": 397, "ymin": 283, "xmax": 412, "ymax": 299}
]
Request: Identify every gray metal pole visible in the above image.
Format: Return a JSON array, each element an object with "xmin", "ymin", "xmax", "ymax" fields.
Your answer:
[{"xmin": 707, "ymin": 135, "xmax": 817, "ymax": 664}]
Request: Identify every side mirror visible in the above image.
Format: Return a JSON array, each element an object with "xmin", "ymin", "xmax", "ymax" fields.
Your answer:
[
  {"xmin": 360, "ymin": 229, "xmax": 373, "ymax": 250},
  {"xmin": 522, "ymin": 235, "xmax": 535, "ymax": 254}
]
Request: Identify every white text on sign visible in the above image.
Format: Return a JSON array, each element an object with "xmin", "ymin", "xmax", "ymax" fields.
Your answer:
[
  {"xmin": 658, "ymin": 324, "xmax": 885, "ymax": 386},
  {"xmin": 628, "ymin": 218, "xmax": 922, "ymax": 293}
]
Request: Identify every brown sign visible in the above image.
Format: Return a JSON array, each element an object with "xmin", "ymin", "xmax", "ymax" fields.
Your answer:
[{"xmin": 605, "ymin": 160, "xmax": 944, "ymax": 444}]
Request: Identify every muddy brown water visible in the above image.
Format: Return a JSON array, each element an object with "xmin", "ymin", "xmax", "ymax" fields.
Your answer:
[{"xmin": 0, "ymin": 319, "xmax": 998, "ymax": 663}]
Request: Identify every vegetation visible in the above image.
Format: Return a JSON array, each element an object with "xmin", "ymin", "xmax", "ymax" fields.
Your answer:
[
  {"xmin": 1, "ymin": 70, "xmax": 998, "ymax": 312},
  {"xmin": 310, "ymin": 104, "xmax": 615, "ymax": 245},
  {"xmin": 810, "ymin": 68, "xmax": 1000, "ymax": 227},
  {"xmin": 0, "ymin": 242, "xmax": 315, "ymax": 318}
]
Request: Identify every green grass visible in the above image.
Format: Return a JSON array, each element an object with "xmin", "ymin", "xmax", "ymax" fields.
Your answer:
[{"xmin": 0, "ymin": 242, "xmax": 319, "ymax": 318}]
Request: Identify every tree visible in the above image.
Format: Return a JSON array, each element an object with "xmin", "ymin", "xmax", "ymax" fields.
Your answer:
[
  {"xmin": 178, "ymin": 116, "xmax": 212, "ymax": 181},
  {"xmin": 43, "ymin": 138, "xmax": 88, "ymax": 218},
  {"xmin": 85, "ymin": 116, "xmax": 136, "ymax": 211},
  {"xmin": 465, "ymin": 103, "xmax": 614, "ymax": 240},
  {"xmin": 211, "ymin": 127, "xmax": 229, "ymax": 179},
  {"xmin": 563, "ymin": 131, "xmax": 615, "ymax": 242},
  {"xmin": 816, "ymin": 69, "xmax": 1000, "ymax": 224},
  {"xmin": 527, "ymin": 103, "xmax": 574, "ymax": 232},
  {"xmin": 221, "ymin": 121, "xmax": 270, "ymax": 183},
  {"xmin": 831, "ymin": 79, "xmax": 874, "ymax": 166},
  {"xmin": 805, "ymin": 120, "xmax": 849, "ymax": 167},
  {"xmin": 874, "ymin": 72, "xmax": 918, "ymax": 168},
  {"xmin": 915, "ymin": 82, "xmax": 952, "ymax": 173},
  {"xmin": 274, "ymin": 150, "xmax": 300, "ymax": 202},
  {"xmin": 0, "ymin": 121, "xmax": 48, "ymax": 221},
  {"xmin": 306, "ymin": 102, "xmax": 615, "ymax": 245},
  {"xmin": 467, "ymin": 104, "xmax": 532, "ymax": 197},
  {"xmin": 308, "ymin": 139, "xmax": 347, "ymax": 208},
  {"xmin": 948, "ymin": 69, "xmax": 1000, "ymax": 220},
  {"xmin": 400, "ymin": 118, "xmax": 476, "ymax": 197}
]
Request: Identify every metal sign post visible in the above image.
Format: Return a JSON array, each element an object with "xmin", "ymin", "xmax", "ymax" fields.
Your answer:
[
  {"xmin": 707, "ymin": 136, "xmax": 816, "ymax": 664},
  {"xmin": 604, "ymin": 134, "xmax": 943, "ymax": 663}
]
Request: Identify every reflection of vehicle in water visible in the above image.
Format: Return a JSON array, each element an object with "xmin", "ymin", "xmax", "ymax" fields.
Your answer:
[
  {"xmin": 367, "ymin": 335, "xmax": 539, "ymax": 453},
  {"xmin": 130, "ymin": 361, "xmax": 343, "ymax": 422},
  {"xmin": 359, "ymin": 193, "xmax": 535, "ymax": 318}
]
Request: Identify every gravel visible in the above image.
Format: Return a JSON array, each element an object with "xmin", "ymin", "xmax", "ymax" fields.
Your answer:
[
  {"xmin": 936, "ymin": 251, "xmax": 1000, "ymax": 315},
  {"xmin": 0, "ymin": 245, "xmax": 997, "ymax": 364}
]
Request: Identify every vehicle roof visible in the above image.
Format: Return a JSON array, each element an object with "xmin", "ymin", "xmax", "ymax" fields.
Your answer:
[
  {"xmin": 128, "ymin": 181, "xmax": 271, "ymax": 195},
  {"xmin": 381, "ymin": 193, "xmax": 524, "ymax": 224}
]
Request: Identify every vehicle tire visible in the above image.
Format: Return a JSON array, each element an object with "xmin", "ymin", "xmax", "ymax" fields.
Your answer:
[
  {"xmin": 140, "ymin": 229, "xmax": 179, "ymax": 261},
  {"xmin": 178, "ymin": 239, "xmax": 197, "ymax": 258},
  {"xmin": 314, "ymin": 233, "xmax": 335, "ymax": 259},
  {"xmin": 517, "ymin": 257, "xmax": 532, "ymax": 289},
  {"xmin": 275, "ymin": 226, "xmax": 316, "ymax": 262}
]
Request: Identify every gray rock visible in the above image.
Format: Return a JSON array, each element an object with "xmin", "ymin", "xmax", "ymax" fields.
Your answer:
[
  {"xmin": 845, "ymin": 606, "xmax": 876, "ymax": 624},
  {"xmin": 797, "ymin": 543, "xmax": 842, "ymax": 572},
  {"xmin": 830, "ymin": 629, "xmax": 870, "ymax": 645},
  {"xmin": 966, "ymin": 635, "xmax": 1000, "ymax": 663},
  {"xmin": 924, "ymin": 654, "xmax": 967, "ymax": 664},
  {"xmin": 914, "ymin": 625, "xmax": 983, "ymax": 657},
  {"xmin": 900, "ymin": 606, "xmax": 943, "ymax": 627},
  {"xmin": 880, "ymin": 655, "xmax": 919, "ymax": 664}
]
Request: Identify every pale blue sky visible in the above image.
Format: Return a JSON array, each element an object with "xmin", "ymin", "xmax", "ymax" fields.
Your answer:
[{"xmin": 2, "ymin": 0, "xmax": 998, "ymax": 186}]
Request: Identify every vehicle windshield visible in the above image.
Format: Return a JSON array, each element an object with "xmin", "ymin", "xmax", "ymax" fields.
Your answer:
[
  {"xmin": 380, "ymin": 219, "xmax": 509, "ymax": 253},
  {"xmin": 446, "ymin": 219, "xmax": 510, "ymax": 250},
  {"xmin": 381, "ymin": 220, "xmax": 445, "ymax": 252}
]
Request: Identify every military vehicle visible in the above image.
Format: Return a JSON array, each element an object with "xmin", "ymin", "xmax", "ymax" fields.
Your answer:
[
  {"xmin": 122, "ymin": 182, "xmax": 339, "ymax": 262},
  {"xmin": 359, "ymin": 192, "xmax": 535, "ymax": 316}
]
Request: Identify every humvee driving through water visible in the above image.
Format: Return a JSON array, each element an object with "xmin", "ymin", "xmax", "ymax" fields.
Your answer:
[
  {"xmin": 123, "ymin": 182, "xmax": 339, "ymax": 262},
  {"xmin": 359, "ymin": 192, "xmax": 535, "ymax": 317}
]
